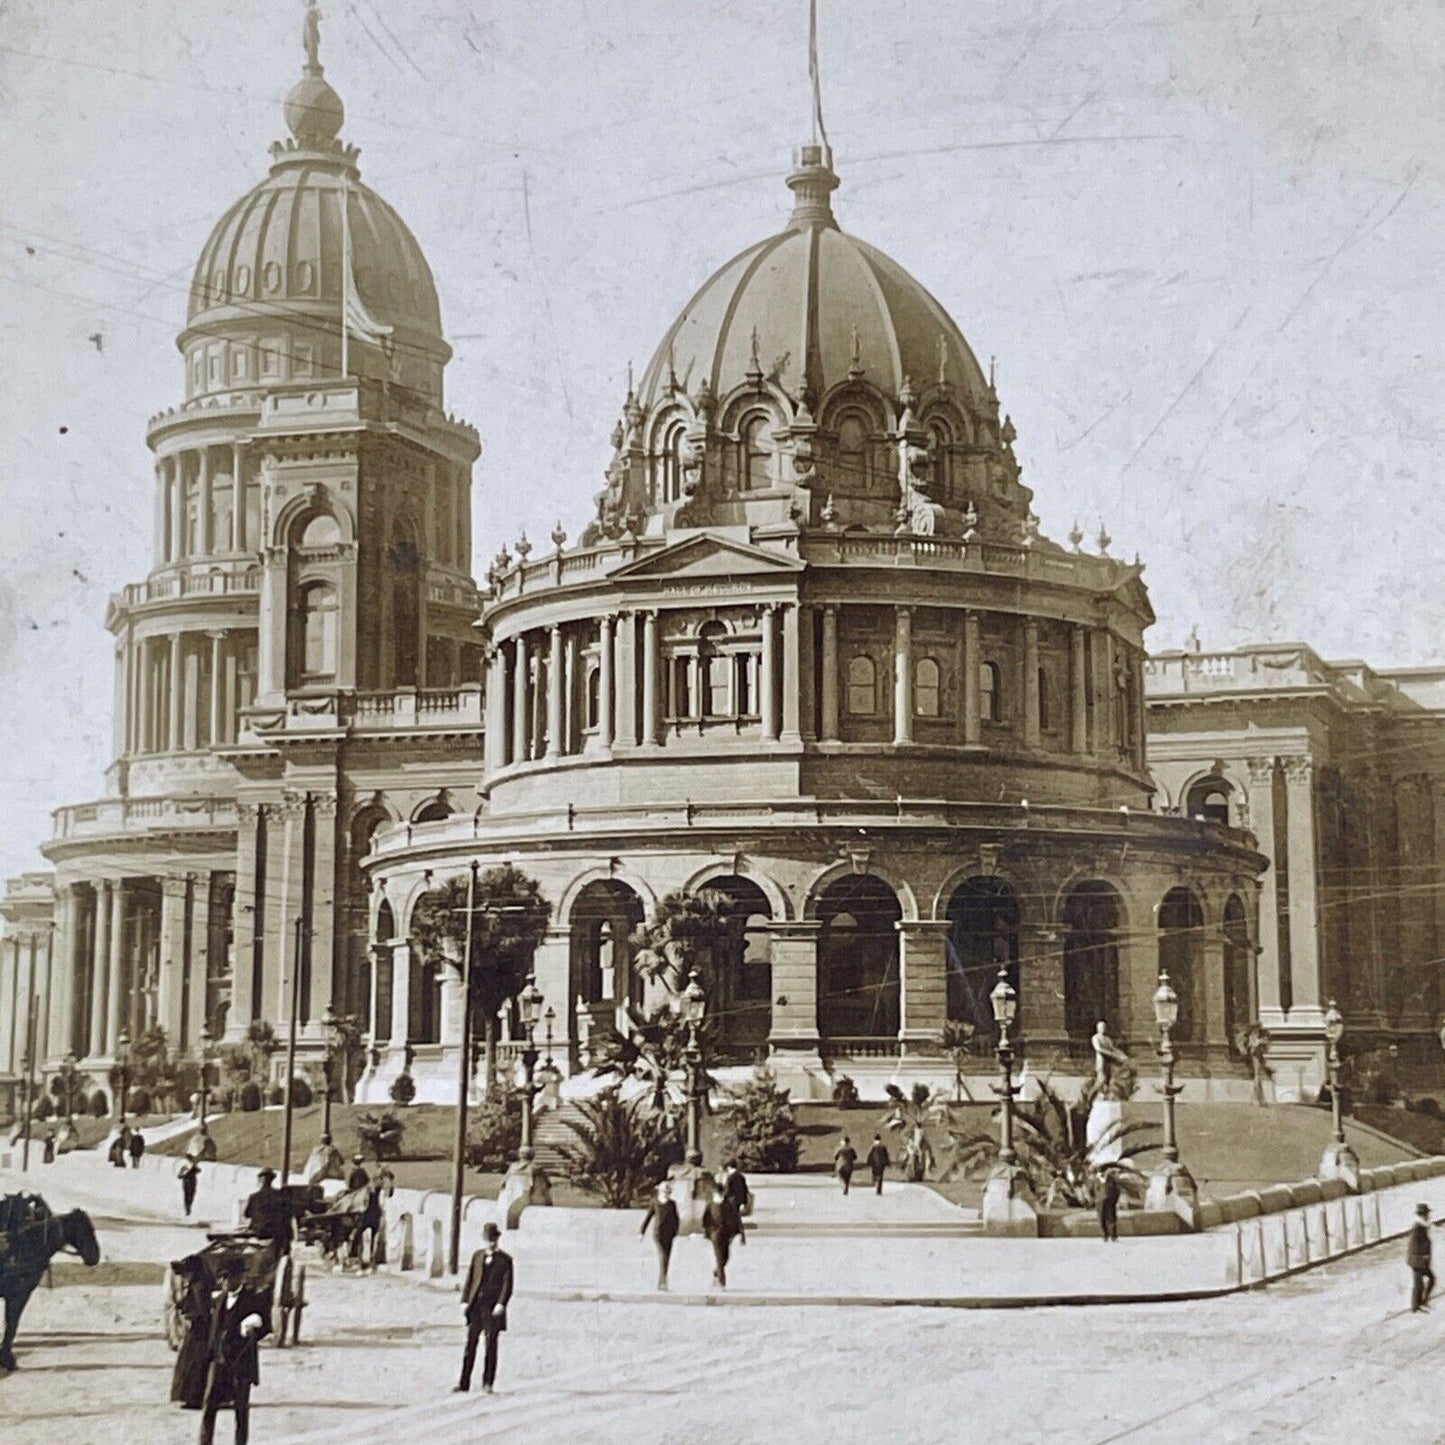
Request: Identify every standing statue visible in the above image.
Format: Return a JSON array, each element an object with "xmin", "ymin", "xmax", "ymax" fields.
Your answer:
[
  {"xmin": 1091, "ymin": 1021, "xmax": 1129, "ymax": 1093},
  {"xmin": 303, "ymin": 1, "xmax": 322, "ymax": 73}
]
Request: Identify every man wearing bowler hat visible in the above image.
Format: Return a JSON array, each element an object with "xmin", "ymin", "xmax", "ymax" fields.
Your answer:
[{"xmin": 456, "ymin": 1222, "xmax": 513, "ymax": 1394}]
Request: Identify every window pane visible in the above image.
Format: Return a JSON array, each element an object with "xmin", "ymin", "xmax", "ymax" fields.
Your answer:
[
  {"xmin": 847, "ymin": 655, "xmax": 875, "ymax": 715},
  {"xmin": 915, "ymin": 657, "xmax": 940, "ymax": 717}
]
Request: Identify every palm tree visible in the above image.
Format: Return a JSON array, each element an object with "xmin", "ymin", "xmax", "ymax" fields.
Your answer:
[
  {"xmin": 556, "ymin": 1086, "xmax": 678, "ymax": 1207},
  {"xmin": 882, "ymin": 1082, "xmax": 946, "ymax": 1181}
]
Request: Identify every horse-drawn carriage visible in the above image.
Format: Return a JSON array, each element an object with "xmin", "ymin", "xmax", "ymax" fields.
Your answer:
[
  {"xmin": 163, "ymin": 1231, "xmax": 309, "ymax": 1352},
  {"xmin": 294, "ymin": 1183, "xmax": 384, "ymax": 1268},
  {"xmin": 1, "ymin": 1193, "xmax": 101, "ymax": 1370}
]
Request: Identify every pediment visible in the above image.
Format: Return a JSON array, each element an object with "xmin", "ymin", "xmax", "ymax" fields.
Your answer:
[{"xmin": 609, "ymin": 532, "xmax": 806, "ymax": 581}]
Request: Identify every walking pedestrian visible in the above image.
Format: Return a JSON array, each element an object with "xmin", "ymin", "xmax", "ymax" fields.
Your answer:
[
  {"xmin": 702, "ymin": 1184, "xmax": 747, "ymax": 1288},
  {"xmin": 198, "ymin": 1254, "xmax": 270, "ymax": 1445},
  {"xmin": 180, "ymin": 1159, "xmax": 201, "ymax": 1217},
  {"xmin": 41, "ymin": 1130, "xmax": 55, "ymax": 1164},
  {"xmin": 169, "ymin": 1255, "xmax": 211, "ymax": 1410},
  {"xmin": 1097, "ymin": 1166, "xmax": 1121, "ymax": 1243},
  {"xmin": 834, "ymin": 1135, "xmax": 858, "ymax": 1195},
  {"xmin": 129, "ymin": 1129, "xmax": 146, "ymax": 1169},
  {"xmin": 455, "ymin": 1222, "xmax": 513, "ymax": 1394},
  {"xmin": 640, "ymin": 1179, "xmax": 680, "ymax": 1290},
  {"xmin": 720, "ymin": 1158, "xmax": 750, "ymax": 1216},
  {"xmin": 866, "ymin": 1134, "xmax": 890, "ymax": 1195},
  {"xmin": 1409, "ymin": 1202, "xmax": 1435, "ymax": 1312}
]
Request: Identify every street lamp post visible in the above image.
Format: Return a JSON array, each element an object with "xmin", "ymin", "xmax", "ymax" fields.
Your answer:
[
  {"xmin": 515, "ymin": 974, "xmax": 544, "ymax": 1160},
  {"xmin": 197, "ymin": 1026, "xmax": 212, "ymax": 1131},
  {"xmin": 1318, "ymin": 999, "xmax": 1360, "ymax": 1186},
  {"xmin": 115, "ymin": 1030, "xmax": 132, "ymax": 1128},
  {"xmin": 321, "ymin": 1005, "xmax": 341, "ymax": 1146},
  {"xmin": 1145, "ymin": 971, "xmax": 1197, "ymax": 1212},
  {"xmin": 680, "ymin": 969, "xmax": 707, "ymax": 1166},
  {"xmin": 980, "ymin": 964, "xmax": 1037, "ymax": 1231}
]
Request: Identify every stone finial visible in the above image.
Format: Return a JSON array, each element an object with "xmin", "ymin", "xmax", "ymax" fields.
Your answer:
[
  {"xmin": 515, "ymin": 532, "xmax": 532, "ymax": 561},
  {"xmin": 550, "ymin": 521, "xmax": 567, "ymax": 550},
  {"xmin": 1096, "ymin": 523, "xmax": 1112, "ymax": 557},
  {"xmin": 1068, "ymin": 520, "xmax": 1083, "ymax": 552}
]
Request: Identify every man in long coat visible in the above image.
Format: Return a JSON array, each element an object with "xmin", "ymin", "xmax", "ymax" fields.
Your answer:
[
  {"xmin": 1408, "ymin": 1202, "xmax": 1435, "ymax": 1312},
  {"xmin": 456, "ymin": 1222, "xmax": 513, "ymax": 1394},
  {"xmin": 640, "ymin": 1179, "xmax": 680, "ymax": 1290},
  {"xmin": 702, "ymin": 1185, "xmax": 746, "ymax": 1289},
  {"xmin": 198, "ymin": 1255, "xmax": 271, "ymax": 1445}
]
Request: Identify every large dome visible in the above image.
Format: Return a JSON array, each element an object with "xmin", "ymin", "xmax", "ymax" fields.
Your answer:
[{"xmin": 636, "ymin": 145, "xmax": 989, "ymax": 413}]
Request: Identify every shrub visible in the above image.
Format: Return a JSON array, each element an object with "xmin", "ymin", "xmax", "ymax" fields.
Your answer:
[
  {"xmin": 357, "ymin": 1110, "xmax": 405, "ymax": 1161},
  {"xmin": 238, "ymin": 1081, "xmax": 263, "ymax": 1113},
  {"xmin": 288, "ymin": 1075, "xmax": 314, "ymax": 1108},
  {"xmin": 90, "ymin": 1090, "xmax": 109, "ymax": 1118},
  {"xmin": 389, "ymin": 1071, "xmax": 417, "ymax": 1106},
  {"xmin": 127, "ymin": 1086, "xmax": 152, "ymax": 1116},
  {"xmin": 215, "ymin": 1086, "xmax": 236, "ymax": 1114},
  {"xmin": 31, "ymin": 1094, "xmax": 54, "ymax": 1121},
  {"xmin": 830, "ymin": 1074, "xmax": 860, "ymax": 1109},
  {"xmin": 1412, "ymin": 1096, "xmax": 1444, "ymax": 1119},
  {"xmin": 467, "ymin": 1091, "xmax": 523, "ymax": 1171},
  {"xmin": 266, "ymin": 1084, "xmax": 286, "ymax": 1106},
  {"xmin": 1363, "ymin": 1071, "xmax": 1398, "ymax": 1107},
  {"xmin": 725, "ymin": 1064, "xmax": 801, "ymax": 1173},
  {"xmin": 557, "ymin": 1086, "xmax": 677, "ymax": 1207}
]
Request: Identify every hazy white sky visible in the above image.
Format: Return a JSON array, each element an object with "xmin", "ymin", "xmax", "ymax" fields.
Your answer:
[{"xmin": 1, "ymin": 0, "xmax": 1442, "ymax": 882}]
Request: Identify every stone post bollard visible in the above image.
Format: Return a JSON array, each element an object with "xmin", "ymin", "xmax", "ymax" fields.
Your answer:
[
  {"xmin": 1240, "ymin": 1219, "xmax": 1267, "ymax": 1285},
  {"xmin": 393, "ymin": 1212, "xmax": 415, "ymax": 1272},
  {"xmin": 1345, "ymin": 1196, "xmax": 1365, "ymax": 1249},
  {"xmin": 1365, "ymin": 1193, "xmax": 1382, "ymax": 1244},
  {"xmin": 424, "ymin": 1216, "xmax": 445, "ymax": 1279}
]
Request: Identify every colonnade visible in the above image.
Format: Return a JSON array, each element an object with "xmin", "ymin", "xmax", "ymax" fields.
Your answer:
[
  {"xmin": 485, "ymin": 604, "xmax": 1145, "ymax": 772},
  {"xmin": 119, "ymin": 628, "xmax": 254, "ymax": 757},
  {"xmin": 155, "ymin": 444, "xmax": 255, "ymax": 563}
]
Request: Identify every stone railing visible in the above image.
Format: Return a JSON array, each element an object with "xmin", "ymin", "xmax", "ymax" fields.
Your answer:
[
  {"xmin": 115, "ymin": 566, "xmax": 262, "ymax": 607},
  {"xmin": 243, "ymin": 686, "xmax": 484, "ymax": 738},
  {"xmin": 52, "ymin": 794, "xmax": 238, "ymax": 841},
  {"xmin": 1145, "ymin": 648, "xmax": 1331, "ymax": 696}
]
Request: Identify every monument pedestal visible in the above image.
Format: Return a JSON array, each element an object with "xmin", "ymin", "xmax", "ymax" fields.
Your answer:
[
  {"xmin": 1086, "ymin": 1098, "xmax": 1124, "ymax": 1164},
  {"xmin": 498, "ymin": 1149, "xmax": 553, "ymax": 1229},
  {"xmin": 1144, "ymin": 1159, "xmax": 1199, "ymax": 1224},
  {"xmin": 981, "ymin": 1160, "xmax": 1039, "ymax": 1236},
  {"xmin": 1319, "ymin": 1139, "xmax": 1360, "ymax": 1191}
]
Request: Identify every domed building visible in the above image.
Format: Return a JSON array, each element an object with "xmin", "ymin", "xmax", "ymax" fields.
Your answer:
[
  {"xmin": 0, "ymin": 21, "xmax": 487, "ymax": 1101},
  {"xmin": 361, "ymin": 140, "xmax": 1265, "ymax": 1100}
]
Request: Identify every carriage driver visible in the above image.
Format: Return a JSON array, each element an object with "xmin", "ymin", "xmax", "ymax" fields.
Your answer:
[{"xmin": 242, "ymin": 1169, "xmax": 291, "ymax": 1257}]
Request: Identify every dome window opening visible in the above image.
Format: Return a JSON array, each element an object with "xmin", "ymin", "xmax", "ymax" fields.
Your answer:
[
  {"xmin": 929, "ymin": 421, "xmax": 952, "ymax": 500},
  {"xmin": 837, "ymin": 412, "xmax": 870, "ymax": 493},
  {"xmin": 660, "ymin": 422, "xmax": 687, "ymax": 505},
  {"xmin": 980, "ymin": 661, "xmax": 1002, "ymax": 723},
  {"xmin": 913, "ymin": 656, "xmax": 942, "ymax": 718},
  {"xmin": 847, "ymin": 654, "xmax": 877, "ymax": 716},
  {"xmin": 739, "ymin": 414, "xmax": 773, "ymax": 492},
  {"xmin": 297, "ymin": 581, "xmax": 338, "ymax": 682},
  {"xmin": 1187, "ymin": 777, "xmax": 1233, "ymax": 827}
]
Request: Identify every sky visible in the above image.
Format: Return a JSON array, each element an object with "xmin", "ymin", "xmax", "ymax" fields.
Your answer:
[{"xmin": 0, "ymin": 0, "xmax": 1442, "ymax": 882}]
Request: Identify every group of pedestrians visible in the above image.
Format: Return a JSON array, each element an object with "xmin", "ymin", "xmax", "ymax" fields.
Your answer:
[
  {"xmin": 106, "ymin": 1124, "xmax": 146, "ymax": 1169},
  {"xmin": 832, "ymin": 1134, "xmax": 891, "ymax": 1195},
  {"xmin": 640, "ymin": 1159, "xmax": 750, "ymax": 1291}
]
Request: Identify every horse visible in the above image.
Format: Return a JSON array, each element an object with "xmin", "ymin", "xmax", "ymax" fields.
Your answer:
[{"xmin": 0, "ymin": 1194, "xmax": 101, "ymax": 1371}]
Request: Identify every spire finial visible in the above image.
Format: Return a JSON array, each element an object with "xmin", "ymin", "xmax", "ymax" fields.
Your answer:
[
  {"xmin": 303, "ymin": 0, "xmax": 323, "ymax": 76},
  {"xmin": 786, "ymin": 0, "xmax": 839, "ymax": 231},
  {"xmin": 808, "ymin": 0, "xmax": 830, "ymax": 150}
]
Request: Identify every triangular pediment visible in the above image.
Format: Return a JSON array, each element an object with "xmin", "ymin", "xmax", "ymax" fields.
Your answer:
[{"xmin": 609, "ymin": 532, "xmax": 806, "ymax": 581}]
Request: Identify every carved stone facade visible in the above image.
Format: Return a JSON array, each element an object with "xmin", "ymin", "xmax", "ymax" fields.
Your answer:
[{"xmin": 1147, "ymin": 642, "xmax": 1445, "ymax": 1095}]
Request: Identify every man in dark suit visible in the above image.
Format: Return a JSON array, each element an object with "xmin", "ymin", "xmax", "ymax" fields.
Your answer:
[
  {"xmin": 1408, "ymin": 1202, "xmax": 1434, "ymax": 1312},
  {"xmin": 702, "ymin": 1185, "xmax": 746, "ymax": 1289},
  {"xmin": 1097, "ymin": 1166, "xmax": 1122, "ymax": 1243},
  {"xmin": 866, "ymin": 1134, "xmax": 891, "ymax": 1195},
  {"xmin": 456, "ymin": 1222, "xmax": 513, "ymax": 1394},
  {"xmin": 640, "ymin": 1179, "xmax": 680, "ymax": 1290},
  {"xmin": 198, "ymin": 1254, "xmax": 271, "ymax": 1445}
]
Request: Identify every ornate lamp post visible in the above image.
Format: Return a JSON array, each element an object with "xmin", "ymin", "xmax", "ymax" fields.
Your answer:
[
  {"xmin": 115, "ymin": 1030, "xmax": 132, "ymax": 1127},
  {"xmin": 321, "ymin": 1005, "xmax": 342, "ymax": 1146},
  {"xmin": 980, "ymin": 963, "xmax": 1037, "ymax": 1231},
  {"xmin": 543, "ymin": 1005, "xmax": 556, "ymax": 1068},
  {"xmin": 1145, "ymin": 971, "xmax": 1197, "ymax": 1212},
  {"xmin": 1319, "ymin": 999, "xmax": 1359, "ymax": 1186},
  {"xmin": 196, "ymin": 1025, "xmax": 213, "ymax": 1131},
  {"xmin": 681, "ymin": 968, "xmax": 707, "ymax": 1166},
  {"xmin": 515, "ymin": 974, "xmax": 544, "ymax": 1160}
]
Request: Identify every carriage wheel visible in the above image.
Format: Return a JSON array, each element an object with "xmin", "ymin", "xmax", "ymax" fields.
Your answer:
[
  {"xmin": 291, "ymin": 1264, "xmax": 307, "ymax": 1344},
  {"xmin": 274, "ymin": 1257, "xmax": 293, "ymax": 1348}
]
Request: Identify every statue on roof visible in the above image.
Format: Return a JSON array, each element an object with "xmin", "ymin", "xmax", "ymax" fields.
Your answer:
[{"xmin": 303, "ymin": 0, "xmax": 323, "ymax": 74}]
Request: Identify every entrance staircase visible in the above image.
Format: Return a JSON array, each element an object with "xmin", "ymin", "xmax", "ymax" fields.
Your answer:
[{"xmin": 531, "ymin": 1101, "xmax": 586, "ymax": 1174}]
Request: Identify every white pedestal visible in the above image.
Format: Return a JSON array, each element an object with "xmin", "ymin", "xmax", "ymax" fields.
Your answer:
[
  {"xmin": 981, "ymin": 1161, "xmax": 1039, "ymax": 1235},
  {"xmin": 1086, "ymin": 1098, "xmax": 1124, "ymax": 1164},
  {"xmin": 1319, "ymin": 1139, "xmax": 1360, "ymax": 1191}
]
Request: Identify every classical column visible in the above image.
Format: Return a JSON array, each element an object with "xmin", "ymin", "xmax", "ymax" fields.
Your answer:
[
  {"xmin": 483, "ymin": 648, "xmax": 505, "ymax": 776},
  {"xmin": 90, "ymin": 882, "xmax": 110, "ymax": 1057},
  {"xmin": 389, "ymin": 941, "xmax": 412, "ymax": 1048},
  {"xmin": 223, "ymin": 646, "xmax": 238, "ymax": 746},
  {"xmin": 170, "ymin": 457, "xmax": 185, "ymax": 562},
  {"xmin": 820, "ymin": 605, "xmax": 840, "ymax": 741},
  {"xmin": 1022, "ymin": 617, "xmax": 1041, "ymax": 748},
  {"xmin": 113, "ymin": 637, "xmax": 130, "ymax": 762},
  {"xmin": 229, "ymin": 804, "xmax": 259, "ymax": 1040},
  {"xmin": 963, "ymin": 609, "xmax": 981, "ymax": 746},
  {"xmin": 0, "ymin": 940, "xmax": 15, "ymax": 1073},
  {"xmin": 641, "ymin": 611, "xmax": 659, "ymax": 746},
  {"xmin": 167, "ymin": 633, "xmax": 184, "ymax": 752},
  {"xmin": 158, "ymin": 875, "xmax": 187, "ymax": 1044},
  {"xmin": 1283, "ymin": 756, "xmax": 1323, "ymax": 1020},
  {"xmin": 597, "ymin": 614, "xmax": 615, "ymax": 749},
  {"xmin": 154, "ymin": 462, "xmax": 168, "ymax": 561},
  {"xmin": 310, "ymin": 794, "xmax": 339, "ymax": 1028},
  {"xmin": 511, "ymin": 633, "xmax": 530, "ymax": 763},
  {"xmin": 49, "ymin": 886, "xmax": 78, "ymax": 1060},
  {"xmin": 564, "ymin": 629, "xmax": 579, "ymax": 754},
  {"xmin": 893, "ymin": 606, "xmax": 913, "ymax": 744},
  {"xmin": 782, "ymin": 604, "xmax": 805, "ymax": 743},
  {"xmin": 105, "ymin": 879, "xmax": 125, "ymax": 1056},
  {"xmin": 767, "ymin": 921, "xmax": 821, "ymax": 1051},
  {"xmin": 546, "ymin": 624, "xmax": 565, "ymax": 758},
  {"xmin": 759, "ymin": 605, "xmax": 778, "ymax": 743},
  {"xmin": 187, "ymin": 873, "xmax": 211, "ymax": 1050},
  {"xmin": 1070, "ymin": 624, "xmax": 1089, "ymax": 755},
  {"xmin": 897, "ymin": 920, "xmax": 950, "ymax": 1048},
  {"xmin": 1248, "ymin": 757, "xmax": 1284, "ymax": 1023},
  {"xmin": 1092, "ymin": 629, "xmax": 1114, "ymax": 761},
  {"xmin": 197, "ymin": 447, "xmax": 213, "ymax": 555},
  {"xmin": 207, "ymin": 632, "xmax": 225, "ymax": 748},
  {"xmin": 232, "ymin": 442, "xmax": 247, "ymax": 551},
  {"xmin": 182, "ymin": 642, "xmax": 201, "ymax": 752}
]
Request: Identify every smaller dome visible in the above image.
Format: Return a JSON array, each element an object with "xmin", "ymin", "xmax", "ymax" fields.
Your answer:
[{"xmin": 285, "ymin": 73, "xmax": 344, "ymax": 147}]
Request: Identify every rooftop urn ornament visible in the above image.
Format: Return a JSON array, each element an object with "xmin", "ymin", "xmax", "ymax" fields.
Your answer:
[
  {"xmin": 1068, "ymin": 520, "xmax": 1084, "ymax": 552},
  {"xmin": 549, "ymin": 521, "xmax": 567, "ymax": 551},
  {"xmin": 1096, "ymin": 522, "xmax": 1112, "ymax": 556},
  {"xmin": 515, "ymin": 531, "xmax": 532, "ymax": 561}
]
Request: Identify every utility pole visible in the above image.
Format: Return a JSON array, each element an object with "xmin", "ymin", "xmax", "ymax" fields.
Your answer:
[
  {"xmin": 449, "ymin": 860, "xmax": 479, "ymax": 1276},
  {"xmin": 280, "ymin": 914, "xmax": 304, "ymax": 1187}
]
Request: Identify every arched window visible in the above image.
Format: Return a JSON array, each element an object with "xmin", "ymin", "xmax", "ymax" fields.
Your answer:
[
  {"xmin": 838, "ymin": 413, "xmax": 869, "ymax": 491},
  {"xmin": 660, "ymin": 422, "xmax": 686, "ymax": 504},
  {"xmin": 914, "ymin": 656, "xmax": 941, "ymax": 717},
  {"xmin": 1186, "ymin": 777, "xmax": 1232, "ymax": 826},
  {"xmin": 300, "ymin": 513, "xmax": 342, "ymax": 549},
  {"xmin": 586, "ymin": 665, "xmax": 601, "ymax": 731},
  {"xmin": 740, "ymin": 414, "xmax": 771, "ymax": 491},
  {"xmin": 698, "ymin": 621, "xmax": 731, "ymax": 718},
  {"xmin": 929, "ymin": 421, "xmax": 952, "ymax": 499},
  {"xmin": 299, "ymin": 582, "xmax": 338, "ymax": 679},
  {"xmin": 847, "ymin": 654, "xmax": 877, "ymax": 715},
  {"xmin": 980, "ymin": 661, "xmax": 1001, "ymax": 722}
]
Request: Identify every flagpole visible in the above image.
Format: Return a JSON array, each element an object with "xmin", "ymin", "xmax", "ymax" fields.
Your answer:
[{"xmin": 340, "ymin": 175, "xmax": 350, "ymax": 379}]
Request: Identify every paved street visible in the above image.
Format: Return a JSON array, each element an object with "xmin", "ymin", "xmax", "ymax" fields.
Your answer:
[{"xmin": 2, "ymin": 1203, "xmax": 1442, "ymax": 1445}]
